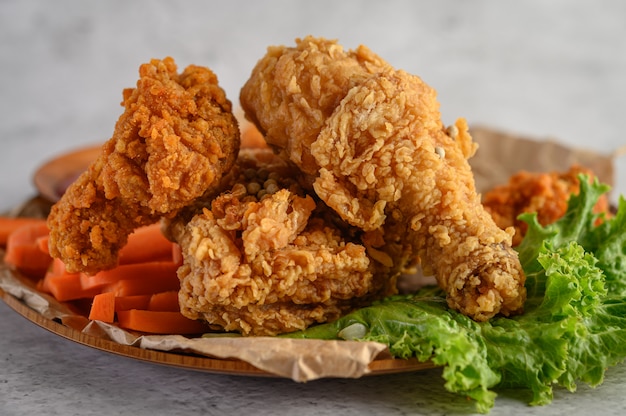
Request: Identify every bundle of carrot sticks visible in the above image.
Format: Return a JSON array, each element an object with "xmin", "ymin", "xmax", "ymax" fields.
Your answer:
[{"xmin": 1, "ymin": 218, "xmax": 207, "ymax": 335}]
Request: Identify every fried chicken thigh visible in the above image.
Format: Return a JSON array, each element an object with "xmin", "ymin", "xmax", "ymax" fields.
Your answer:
[
  {"xmin": 240, "ymin": 37, "xmax": 526, "ymax": 321},
  {"xmin": 167, "ymin": 148, "xmax": 398, "ymax": 335},
  {"xmin": 47, "ymin": 57, "xmax": 239, "ymax": 274}
]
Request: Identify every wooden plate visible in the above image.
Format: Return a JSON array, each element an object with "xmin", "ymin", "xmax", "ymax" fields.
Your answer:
[
  {"xmin": 33, "ymin": 145, "xmax": 102, "ymax": 202},
  {"xmin": 0, "ymin": 275, "xmax": 435, "ymax": 378}
]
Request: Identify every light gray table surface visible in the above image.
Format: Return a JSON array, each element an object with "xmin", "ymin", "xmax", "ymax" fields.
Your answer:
[{"xmin": 1, "ymin": 1, "xmax": 625, "ymax": 415}]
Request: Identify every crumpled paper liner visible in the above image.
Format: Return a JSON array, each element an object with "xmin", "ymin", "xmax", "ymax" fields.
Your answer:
[
  {"xmin": 82, "ymin": 321, "xmax": 388, "ymax": 381},
  {"xmin": 0, "ymin": 126, "xmax": 619, "ymax": 382},
  {"xmin": 0, "ymin": 262, "xmax": 387, "ymax": 381},
  {"xmin": 469, "ymin": 125, "xmax": 617, "ymax": 195}
]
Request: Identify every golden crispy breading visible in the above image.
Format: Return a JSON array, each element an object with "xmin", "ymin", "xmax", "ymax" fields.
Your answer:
[
  {"xmin": 47, "ymin": 57, "xmax": 239, "ymax": 274},
  {"xmin": 168, "ymin": 148, "xmax": 398, "ymax": 335},
  {"xmin": 482, "ymin": 165, "xmax": 611, "ymax": 246},
  {"xmin": 240, "ymin": 37, "xmax": 526, "ymax": 321},
  {"xmin": 240, "ymin": 36, "xmax": 391, "ymax": 175}
]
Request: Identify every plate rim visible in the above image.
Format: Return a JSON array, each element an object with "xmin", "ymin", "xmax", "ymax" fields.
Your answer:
[
  {"xmin": 32, "ymin": 144, "xmax": 102, "ymax": 203},
  {"xmin": 0, "ymin": 280, "xmax": 436, "ymax": 378}
]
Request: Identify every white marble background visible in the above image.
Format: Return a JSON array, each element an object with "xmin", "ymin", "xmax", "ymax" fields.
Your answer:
[{"xmin": 1, "ymin": 1, "xmax": 625, "ymax": 415}]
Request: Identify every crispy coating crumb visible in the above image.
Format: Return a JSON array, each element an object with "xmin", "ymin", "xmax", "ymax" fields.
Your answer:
[
  {"xmin": 240, "ymin": 37, "xmax": 526, "ymax": 321},
  {"xmin": 47, "ymin": 57, "xmax": 239, "ymax": 274},
  {"xmin": 482, "ymin": 165, "xmax": 611, "ymax": 246},
  {"xmin": 168, "ymin": 148, "xmax": 398, "ymax": 335}
]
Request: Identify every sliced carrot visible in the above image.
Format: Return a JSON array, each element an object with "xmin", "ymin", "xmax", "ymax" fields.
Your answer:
[
  {"xmin": 0, "ymin": 217, "xmax": 47, "ymax": 247},
  {"xmin": 118, "ymin": 223, "xmax": 174, "ymax": 265},
  {"xmin": 4, "ymin": 221, "xmax": 52, "ymax": 278},
  {"xmin": 117, "ymin": 309, "xmax": 207, "ymax": 334},
  {"xmin": 104, "ymin": 272, "xmax": 180, "ymax": 297},
  {"xmin": 81, "ymin": 261, "xmax": 180, "ymax": 291},
  {"xmin": 114, "ymin": 295, "xmax": 152, "ymax": 312},
  {"xmin": 43, "ymin": 271, "xmax": 102, "ymax": 301},
  {"xmin": 113, "ymin": 291, "xmax": 180, "ymax": 313},
  {"xmin": 88, "ymin": 292, "xmax": 116, "ymax": 323},
  {"xmin": 36, "ymin": 235, "xmax": 50, "ymax": 255},
  {"xmin": 1, "ymin": 219, "xmax": 202, "ymax": 336},
  {"xmin": 172, "ymin": 243, "xmax": 183, "ymax": 266},
  {"xmin": 148, "ymin": 290, "xmax": 180, "ymax": 312},
  {"xmin": 50, "ymin": 257, "xmax": 68, "ymax": 276},
  {"xmin": 35, "ymin": 278, "xmax": 46, "ymax": 293},
  {"xmin": 38, "ymin": 259, "xmax": 67, "ymax": 295}
]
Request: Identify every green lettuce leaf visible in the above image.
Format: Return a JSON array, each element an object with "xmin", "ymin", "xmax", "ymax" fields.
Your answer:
[
  {"xmin": 287, "ymin": 176, "xmax": 626, "ymax": 413},
  {"xmin": 487, "ymin": 241, "xmax": 626, "ymax": 402},
  {"xmin": 518, "ymin": 176, "xmax": 626, "ymax": 297},
  {"xmin": 290, "ymin": 293, "xmax": 500, "ymax": 412}
]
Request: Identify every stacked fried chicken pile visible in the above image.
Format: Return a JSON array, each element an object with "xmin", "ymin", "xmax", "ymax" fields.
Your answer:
[{"xmin": 48, "ymin": 37, "xmax": 535, "ymax": 336}]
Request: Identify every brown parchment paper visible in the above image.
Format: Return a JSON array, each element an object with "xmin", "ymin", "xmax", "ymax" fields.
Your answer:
[
  {"xmin": 469, "ymin": 125, "xmax": 616, "ymax": 194},
  {"xmin": 0, "ymin": 262, "xmax": 388, "ymax": 381},
  {"xmin": 0, "ymin": 126, "xmax": 619, "ymax": 382}
]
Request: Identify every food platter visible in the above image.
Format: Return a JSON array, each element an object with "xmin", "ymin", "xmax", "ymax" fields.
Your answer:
[
  {"xmin": 0, "ymin": 291, "xmax": 430, "ymax": 378},
  {"xmin": 3, "ymin": 140, "xmax": 443, "ymax": 380},
  {"xmin": 6, "ymin": 126, "xmax": 616, "ymax": 381},
  {"xmin": 0, "ymin": 266, "xmax": 436, "ymax": 378},
  {"xmin": 0, "ymin": 284, "xmax": 269, "ymax": 377}
]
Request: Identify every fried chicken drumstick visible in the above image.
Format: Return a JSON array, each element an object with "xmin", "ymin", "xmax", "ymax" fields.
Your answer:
[
  {"xmin": 240, "ymin": 37, "xmax": 526, "ymax": 321},
  {"xmin": 47, "ymin": 57, "xmax": 239, "ymax": 274},
  {"xmin": 166, "ymin": 148, "xmax": 398, "ymax": 335}
]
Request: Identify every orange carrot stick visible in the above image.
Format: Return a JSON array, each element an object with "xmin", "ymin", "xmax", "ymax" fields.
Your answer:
[
  {"xmin": 148, "ymin": 290, "xmax": 180, "ymax": 312},
  {"xmin": 3, "ymin": 221, "xmax": 52, "ymax": 278},
  {"xmin": 172, "ymin": 243, "xmax": 183, "ymax": 266},
  {"xmin": 38, "ymin": 259, "xmax": 66, "ymax": 294},
  {"xmin": 49, "ymin": 257, "xmax": 68, "ymax": 276},
  {"xmin": 81, "ymin": 261, "xmax": 180, "ymax": 291},
  {"xmin": 104, "ymin": 273, "xmax": 180, "ymax": 297},
  {"xmin": 117, "ymin": 309, "xmax": 207, "ymax": 334},
  {"xmin": 0, "ymin": 217, "xmax": 47, "ymax": 247},
  {"xmin": 88, "ymin": 292, "xmax": 116, "ymax": 323},
  {"xmin": 114, "ymin": 295, "xmax": 152, "ymax": 312},
  {"xmin": 44, "ymin": 271, "xmax": 102, "ymax": 301},
  {"xmin": 36, "ymin": 235, "xmax": 50, "ymax": 255},
  {"xmin": 118, "ymin": 223, "xmax": 174, "ymax": 265}
]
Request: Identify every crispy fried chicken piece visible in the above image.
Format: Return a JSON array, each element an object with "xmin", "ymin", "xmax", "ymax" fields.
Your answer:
[
  {"xmin": 482, "ymin": 165, "xmax": 611, "ymax": 246},
  {"xmin": 240, "ymin": 36, "xmax": 391, "ymax": 175},
  {"xmin": 240, "ymin": 37, "xmax": 526, "ymax": 321},
  {"xmin": 47, "ymin": 57, "xmax": 239, "ymax": 274},
  {"xmin": 167, "ymin": 148, "xmax": 398, "ymax": 336}
]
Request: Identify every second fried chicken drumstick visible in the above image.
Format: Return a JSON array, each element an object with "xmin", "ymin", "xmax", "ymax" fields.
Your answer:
[
  {"xmin": 241, "ymin": 37, "xmax": 526, "ymax": 321},
  {"xmin": 47, "ymin": 57, "xmax": 239, "ymax": 274}
]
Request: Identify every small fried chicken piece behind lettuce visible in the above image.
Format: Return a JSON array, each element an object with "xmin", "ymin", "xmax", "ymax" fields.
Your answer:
[{"xmin": 482, "ymin": 165, "xmax": 611, "ymax": 246}]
